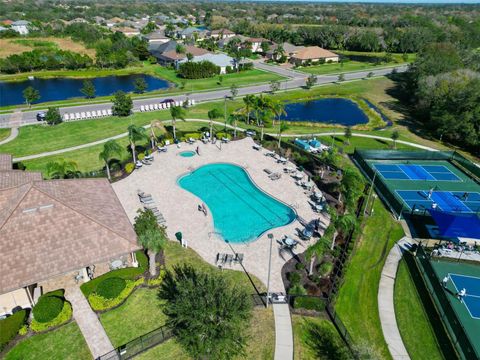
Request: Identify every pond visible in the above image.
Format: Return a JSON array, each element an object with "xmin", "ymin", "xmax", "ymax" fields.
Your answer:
[
  {"xmin": 0, "ymin": 74, "xmax": 171, "ymax": 107},
  {"xmin": 279, "ymin": 98, "xmax": 369, "ymax": 126}
]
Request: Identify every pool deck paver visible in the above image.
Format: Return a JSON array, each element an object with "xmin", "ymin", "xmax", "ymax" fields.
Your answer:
[
  {"xmin": 65, "ymin": 286, "xmax": 115, "ymax": 359},
  {"xmin": 113, "ymin": 136, "xmax": 330, "ymax": 293},
  {"xmin": 378, "ymin": 236, "xmax": 413, "ymax": 360}
]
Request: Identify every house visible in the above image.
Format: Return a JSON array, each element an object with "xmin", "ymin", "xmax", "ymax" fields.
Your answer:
[
  {"xmin": 245, "ymin": 37, "xmax": 274, "ymax": 53},
  {"xmin": 152, "ymin": 41, "xmax": 210, "ymax": 67},
  {"xmin": 11, "ymin": 20, "xmax": 30, "ymax": 35},
  {"xmin": 178, "ymin": 53, "xmax": 235, "ymax": 74},
  {"xmin": 106, "ymin": 17, "xmax": 126, "ymax": 27},
  {"xmin": 218, "ymin": 35, "xmax": 248, "ymax": 50},
  {"xmin": 265, "ymin": 42, "xmax": 305, "ymax": 61},
  {"xmin": 289, "ymin": 46, "xmax": 339, "ymax": 65},
  {"xmin": 143, "ymin": 30, "xmax": 169, "ymax": 44},
  {"xmin": 0, "ymin": 154, "xmax": 140, "ymax": 317},
  {"xmin": 177, "ymin": 27, "xmax": 208, "ymax": 41},
  {"xmin": 0, "ymin": 26, "xmax": 7, "ymax": 32},
  {"xmin": 208, "ymin": 28, "xmax": 235, "ymax": 40},
  {"xmin": 114, "ymin": 27, "xmax": 140, "ymax": 37}
]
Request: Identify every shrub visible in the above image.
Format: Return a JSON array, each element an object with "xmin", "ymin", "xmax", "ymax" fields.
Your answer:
[
  {"xmin": 147, "ymin": 268, "xmax": 166, "ymax": 287},
  {"xmin": 88, "ymin": 278, "xmax": 144, "ymax": 311},
  {"xmin": 31, "ymin": 302, "xmax": 72, "ymax": 332},
  {"xmin": 80, "ymin": 250, "xmax": 147, "ymax": 297},
  {"xmin": 95, "ymin": 277, "xmax": 126, "ymax": 299},
  {"xmin": 18, "ymin": 325, "xmax": 28, "ymax": 336},
  {"xmin": 288, "ymin": 284, "xmax": 307, "ymax": 296},
  {"xmin": 137, "ymin": 153, "xmax": 145, "ymax": 161},
  {"xmin": 32, "ymin": 295, "xmax": 64, "ymax": 323},
  {"xmin": 0, "ymin": 310, "xmax": 27, "ymax": 351},
  {"xmin": 295, "ymin": 262, "xmax": 304, "ymax": 271},
  {"xmin": 178, "ymin": 60, "xmax": 220, "ymax": 79},
  {"xmin": 319, "ymin": 261, "xmax": 334, "ymax": 277},
  {"xmin": 225, "ymin": 65, "xmax": 234, "ymax": 73},
  {"xmin": 184, "ymin": 132, "xmax": 201, "ymax": 140},
  {"xmin": 125, "ymin": 162, "xmax": 135, "ymax": 174},
  {"xmin": 293, "ymin": 296, "xmax": 326, "ymax": 311},
  {"xmin": 287, "ymin": 271, "xmax": 301, "ymax": 285}
]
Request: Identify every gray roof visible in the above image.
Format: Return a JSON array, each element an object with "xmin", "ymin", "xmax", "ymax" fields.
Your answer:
[
  {"xmin": 179, "ymin": 53, "xmax": 235, "ymax": 68},
  {"xmin": 144, "ymin": 30, "xmax": 167, "ymax": 40},
  {"xmin": 12, "ymin": 20, "xmax": 29, "ymax": 26},
  {"xmin": 180, "ymin": 27, "xmax": 207, "ymax": 36},
  {"xmin": 148, "ymin": 40, "xmax": 178, "ymax": 56}
]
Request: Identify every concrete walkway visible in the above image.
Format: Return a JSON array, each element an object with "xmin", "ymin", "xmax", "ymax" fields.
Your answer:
[
  {"xmin": 273, "ymin": 303, "xmax": 294, "ymax": 360},
  {"xmin": 13, "ymin": 119, "xmax": 440, "ymax": 162},
  {"xmin": 65, "ymin": 286, "xmax": 114, "ymax": 359},
  {"xmin": 0, "ymin": 127, "xmax": 18, "ymax": 146},
  {"xmin": 378, "ymin": 236, "xmax": 413, "ymax": 360}
]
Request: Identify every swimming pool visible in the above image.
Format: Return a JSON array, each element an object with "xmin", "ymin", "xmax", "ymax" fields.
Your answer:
[
  {"xmin": 179, "ymin": 150, "xmax": 196, "ymax": 157},
  {"xmin": 178, "ymin": 163, "xmax": 296, "ymax": 243}
]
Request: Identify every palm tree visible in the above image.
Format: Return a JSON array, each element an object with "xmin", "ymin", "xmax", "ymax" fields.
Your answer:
[
  {"xmin": 277, "ymin": 121, "xmax": 289, "ymax": 148},
  {"xmin": 242, "ymin": 94, "xmax": 256, "ymax": 125},
  {"xmin": 207, "ymin": 108, "xmax": 222, "ymax": 141},
  {"xmin": 391, "ymin": 129, "xmax": 399, "ymax": 149},
  {"xmin": 138, "ymin": 227, "xmax": 167, "ymax": 276},
  {"xmin": 99, "ymin": 140, "xmax": 123, "ymax": 180},
  {"xmin": 344, "ymin": 126, "xmax": 352, "ymax": 145},
  {"xmin": 45, "ymin": 159, "xmax": 80, "ymax": 179},
  {"xmin": 228, "ymin": 113, "xmax": 241, "ymax": 139},
  {"xmin": 127, "ymin": 125, "xmax": 147, "ymax": 164},
  {"xmin": 269, "ymin": 98, "xmax": 286, "ymax": 127},
  {"xmin": 273, "ymin": 44, "xmax": 285, "ymax": 62},
  {"xmin": 305, "ymin": 238, "xmax": 329, "ymax": 276},
  {"xmin": 332, "ymin": 214, "xmax": 357, "ymax": 250},
  {"xmin": 170, "ymin": 106, "xmax": 186, "ymax": 140},
  {"xmin": 150, "ymin": 120, "xmax": 166, "ymax": 149}
]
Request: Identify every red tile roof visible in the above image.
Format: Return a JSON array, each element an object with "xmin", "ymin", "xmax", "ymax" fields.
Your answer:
[{"xmin": 291, "ymin": 46, "xmax": 338, "ymax": 60}]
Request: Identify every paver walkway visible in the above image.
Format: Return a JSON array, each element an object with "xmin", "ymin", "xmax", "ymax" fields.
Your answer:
[
  {"xmin": 0, "ymin": 127, "xmax": 18, "ymax": 146},
  {"xmin": 378, "ymin": 236, "xmax": 413, "ymax": 360},
  {"xmin": 273, "ymin": 303, "xmax": 294, "ymax": 360},
  {"xmin": 12, "ymin": 119, "xmax": 442, "ymax": 162},
  {"xmin": 65, "ymin": 286, "xmax": 114, "ymax": 359}
]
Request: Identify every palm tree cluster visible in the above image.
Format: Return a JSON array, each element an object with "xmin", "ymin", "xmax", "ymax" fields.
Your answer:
[{"xmin": 45, "ymin": 159, "xmax": 81, "ymax": 179}]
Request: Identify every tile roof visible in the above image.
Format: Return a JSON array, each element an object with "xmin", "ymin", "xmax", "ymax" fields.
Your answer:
[
  {"xmin": 0, "ymin": 154, "xmax": 12, "ymax": 171},
  {"xmin": 291, "ymin": 46, "xmax": 338, "ymax": 60},
  {"xmin": 210, "ymin": 28, "xmax": 234, "ymax": 35},
  {"xmin": 0, "ymin": 155, "xmax": 139, "ymax": 295},
  {"xmin": 160, "ymin": 46, "xmax": 209, "ymax": 61}
]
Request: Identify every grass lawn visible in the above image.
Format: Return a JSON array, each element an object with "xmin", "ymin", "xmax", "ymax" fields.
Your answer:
[
  {"xmin": 136, "ymin": 307, "xmax": 274, "ymax": 360},
  {"xmin": 4, "ymin": 322, "xmax": 91, "ymax": 360},
  {"xmin": 100, "ymin": 288, "xmax": 168, "ymax": 348},
  {"xmin": 0, "ymin": 128, "xmax": 11, "ymax": 142},
  {"xmin": 0, "ymin": 37, "xmax": 95, "ymax": 59},
  {"xmin": 335, "ymin": 198, "xmax": 404, "ymax": 359},
  {"xmin": 292, "ymin": 315, "xmax": 347, "ymax": 360},
  {"xmin": 394, "ymin": 260, "xmax": 443, "ymax": 360}
]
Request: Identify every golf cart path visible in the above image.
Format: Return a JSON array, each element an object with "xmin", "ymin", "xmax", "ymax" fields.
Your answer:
[{"xmin": 13, "ymin": 119, "xmax": 438, "ymax": 162}]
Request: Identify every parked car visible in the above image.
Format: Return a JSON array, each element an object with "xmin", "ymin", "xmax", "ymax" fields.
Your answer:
[
  {"xmin": 245, "ymin": 129, "xmax": 257, "ymax": 137},
  {"xmin": 161, "ymin": 99, "xmax": 175, "ymax": 104},
  {"xmin": 36, "ymin": 111, "xmax": 46, "ymax": 121}
]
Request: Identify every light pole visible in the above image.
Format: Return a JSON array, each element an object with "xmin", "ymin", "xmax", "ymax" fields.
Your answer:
[
  {"xmin": 364, "ymin": 170, "xmax": 377, "ymax": 216},
  {"xmin": 266, "ymin": 233, "xmax": 273, "ymax": 308},
  {"xmin": 224, "ymin": 95, "xmax": 227, "ymax": 131}
]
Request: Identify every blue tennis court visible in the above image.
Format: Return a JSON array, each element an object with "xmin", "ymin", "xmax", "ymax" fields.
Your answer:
[
  {"xmin": 373, "ymin": 163, "xmax": 461, "ymax": 181},
  {"xmin": 449, "ymin": 274, "xmax": 480, "ymax": 319},
  {"xmin": 396, "ymin": 190, "xmax": 480, "ymax": 213}
]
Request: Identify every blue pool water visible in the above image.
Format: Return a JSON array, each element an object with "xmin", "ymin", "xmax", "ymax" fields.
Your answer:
[
  {"xmin": 0, "ymin": 74, "xmax": 171, "ymax": 107},
  {"xmin": 179, "ymin": 150, "xmax": 196, "ymax": 158},
  {"xmin": 279, "ymin": 98, "xmax": 369, "ymax": 126},
  {"xmin": 178, "ymin": 163, "xmax": 296, "ymax": 243}
]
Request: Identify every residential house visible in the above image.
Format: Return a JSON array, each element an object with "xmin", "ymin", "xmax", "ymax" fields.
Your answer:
[
  {"xmin": 1, "ymin": 20, "xmax": 13, "ymax": 26},
  {"xmin": 114, "ymin": 27, "xmax": 140, "ymax": 37},
  {"xmin": 289, "ymin": 46, "xmax": 339, "ymax": 65},
  {"xmin": 0, "ymin": 26, "xmax": 7, "ymax": 32},
  {"xmin": 151, "ymin": 41, "xmax": 210, "ymax": 67},
  {"xmin": 245, "ymin": 37, "xmax": 274, "ymax": 53},
  {"xmin": 0, "ymin": 154, "xmax": 140, "ymax": 317},
  {"xmin": 217, "ymin": 35, "xmax": 248, "ymax": 50},
  {"xmin": 178, "ymin": 53, "xmax": 235, "ymax": 74},
  {"xmin": 177, "ymin": 27, "xmax": 208, "ymax": 41},
  {"xmin": 208, "ymin": 28, "xmax": 235, "ymax": 40},
  {"xmin": 144, "ymin": 30, "xmax": 169, "ymax": 44},
  {"xmin": 11, "ymin": 20, "xmax": 30, "ymax": 35},
  {"xmin": 265, "ymin": 42, "xmax": 304, "ymax": 61},
  {"xmin": 106, "ymin": 17, "xmax": 126, "ymax": 28}
]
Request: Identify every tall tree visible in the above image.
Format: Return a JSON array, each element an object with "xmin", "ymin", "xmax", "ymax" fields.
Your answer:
[
  {"xmin": 159, "ymin": 265, "xmax": 252, "ymax": 359},
  {"xmin": 23, "ymin": 86, "xmax": 40, "ymax": 107},
  {"xmin": 391, "ymin": 130, "xmax": 399, "ymax": 149},
  {"xmin": 112, "ymin": 91, "xmax": 133, "ymax": 116},
  {"xmin": 344, "ymin": 126, "xmax": 352, "ymax": 145},
  {"xmin": 127, "ymin": 125, "xmax": 147, "ymax": 163},
  {"xmin": 207, "ymin": 108, "xmax": 222, "ymax": 141},
  {"xmin": 150, "ymin": 120, "xmax": 166, "ymax": 149},
  {"xmin": 45, "ymin": 107, "xmax": 63, "ymax": 125},
  {"xmin": 277, "ymin": 121, "xmax": 288, "ymax": 148},
  {"xmin": 170, "ymin": 106, "xmax": 186, "ymax": 140},
  {"xmin": 305, "ymin": 74, "xmax": 317, "ymax": 89},
  {"xmin": 270, "ymin": 80, "xmax": 280, "ymax": 94},
  {"xmin": 242, "ymin": 94, "xmax": 256, "ymax": 125},
  {"xmin": 80, "ymin": 79, "xmax": 96, "ymax": 99},
  {"xmin": 305, "ymin": 237, "xmax": 329, "ymax": 276},
  {"xmin": 99, "ymin": 139, "xmax": 123, "ymax": 180}
]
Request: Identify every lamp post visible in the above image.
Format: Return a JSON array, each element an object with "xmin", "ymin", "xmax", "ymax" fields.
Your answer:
[
  {"xmin": 266, "ymin": 233, "xmax": 273, "ymax": 308},
  {"xmin": 224, "ymin": 95, "xmax": 227, "ymax": 131}
]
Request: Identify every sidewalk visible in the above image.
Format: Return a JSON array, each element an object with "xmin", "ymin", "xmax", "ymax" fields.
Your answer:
[
  {"xmin": 65, "ymin": 286, "xmax": 114, "ymax": 359},
  {"xmin": 273, "ymin": 303, "xmax": 294, "ymax": 360}
]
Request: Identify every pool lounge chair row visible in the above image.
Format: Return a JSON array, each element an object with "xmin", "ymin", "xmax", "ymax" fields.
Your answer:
[
  {"xmin": 137, "ymin": 191, "xmax": 166, "ymax": 226},
  {"xmin": 216, "ymin": 253, "xmax": 244, "ymax": 267},
  {"xmin": 63, "ymin": 109, "xmax": 112, "ymax": 121},
  {"xmin": 139, "ymin": 99, "xmax": 195, "ymax": 112}
]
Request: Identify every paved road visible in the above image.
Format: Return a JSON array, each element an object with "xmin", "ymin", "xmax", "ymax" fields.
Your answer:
[{"xmin": 0, "ymin": 65, "xmax": 407, "ymax": 128}]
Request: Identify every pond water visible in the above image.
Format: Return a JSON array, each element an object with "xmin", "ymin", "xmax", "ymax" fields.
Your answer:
[
  {"xmin": 279, "ymin": 98, "xmax": 369, "ymax": 126},
  {"xmin": 0, "ymin": 74, "xmax": 171, "ymax": 107}
]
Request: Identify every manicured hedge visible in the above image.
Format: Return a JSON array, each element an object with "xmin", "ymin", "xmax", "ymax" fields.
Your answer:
[
  {"xmin": 95, "ymin": 278, "xmax": 126, "ymax": 299},
  {"xmin": 0, "ymin": 310, "xmax": 27, "ymax": 351},
  {"xmin": 88, "ymin": 278, "xmax": 144, "ymax": 311},
  {"xmin": 31, "ymin": 301, "xmax": 72, "ymax": 332},
  {"xmin": 178, "ymin": 60, "xmax": 220, "ymax": 79},
  {"xmin": 80, "ymin": 250, "xmax": 148, "ymax": 296},
  {"xmin": 32, "ymin": 296, "xmax": 64, "ymax": 323}
]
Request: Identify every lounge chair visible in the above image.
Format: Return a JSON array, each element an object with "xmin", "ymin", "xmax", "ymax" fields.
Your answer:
[
  {"xmin": 222, "ymin": 137, "xmax": 230, "ymax": 143},
  {"xmin": 135, "ymin": 161, "xmax": 143, "ymax": 169},
  {"xmin": 269, "ymin": 173, "xmax": 282, "ymax": 180},
  {"xmin": 144, "ymin": 154, "xmax": 154, "ymax": 161},
  {"xmin": 157, "ymin": 145, "xmax": 167, "ymax": 152},
  {"xmin": 225, "ymin": 254, "xmax": 234, "ymax": 266},
  {"xmin": 216, "ymin": 253, "xmax": 226, "ymax": 266},
  {"xmin": 252, "ymin": 144, "xmax": 261, "ymax": 150},
  {"xmin": 264, "ymin": 150, "xmax": 275, "ymax": 157},
  {"xmin": 142, "ymin": 159, "xmax": 152, "ymax": 165},
  {"xmin": 264, "ymin": 168, "xmax": 273, "ymax": 175},
  {"xmin": 187, "ymin": 137, "xmax": 195, "ymax": 144},
  {"xmin": 234, "ymin": 253, "xmax": 244, "ymax": 264},
  {"xmin": 277, "ymin": 157, "xmax": 287, "ymax": 164}
]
